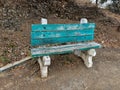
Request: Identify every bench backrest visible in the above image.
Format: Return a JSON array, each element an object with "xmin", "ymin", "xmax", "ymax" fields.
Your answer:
[{"xmin": 31, "ymin": 23, "xmax": 95, "ymax": 46}]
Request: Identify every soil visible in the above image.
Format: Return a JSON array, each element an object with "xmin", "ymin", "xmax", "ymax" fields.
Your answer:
[
  {"xmin": 0, "ymin": 48, "xmax": 120, "ymax": 90},
  {"xmin": 0, "ymin": 0, "xmax": 120, "ymax": 90}
]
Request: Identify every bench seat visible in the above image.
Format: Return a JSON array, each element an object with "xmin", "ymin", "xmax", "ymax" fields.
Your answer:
[{"xmin": 31, "ymin": 42, "xmax": 101, "ymax": 57}]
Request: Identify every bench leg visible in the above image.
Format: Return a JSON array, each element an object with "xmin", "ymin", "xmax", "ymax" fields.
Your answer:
[
  {"xmin": 74, "ymin": 49, "xmax": 96, "ymax": 68},
  {"xmin": 38, "ymin": 56, "xmax": 51, "ymax": 78}
]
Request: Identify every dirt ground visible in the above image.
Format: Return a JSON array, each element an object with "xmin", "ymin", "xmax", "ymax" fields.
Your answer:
[
  {"xmin": 0, "ymin": 1, "xmax": 120, "ymax": 89},
  {"xmin": 0, "ymin": 48, "xmax": 120, "ymax": 90}
]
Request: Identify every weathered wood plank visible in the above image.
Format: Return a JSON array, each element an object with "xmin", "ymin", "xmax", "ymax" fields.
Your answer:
[
  {"xmin": 31, "ymin": 35, "xmax": 94, "ymax": 46},
  {"xmin": 31, "ymin": 29, "xmax": 94, "ymax": 39},
  {"xmin": 32, "ymin": 23, "xmax": 95, "ymax": 31},
  {"xmin": 31, "ymin": 23, "xmax": 95, "ymax": 46},
  {"xmin": 31, "ymin": 42, "xmax": 101, "ymax": 57}
]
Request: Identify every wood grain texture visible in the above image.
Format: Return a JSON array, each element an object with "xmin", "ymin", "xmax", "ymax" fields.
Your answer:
[
  {"xmin": 31, "ymin": 35, "xmax": 94, "ymax": 46},
  {"xmin": 31, "ymin": 23, "xmax": 95, "ymax": 31},
  {"xmin": 31, "ymin": 23, "xmax": 95, "ymax": 46},
  {"xmin": 31, "ymin": 42, "xmax": 101, "ymax": 57}
]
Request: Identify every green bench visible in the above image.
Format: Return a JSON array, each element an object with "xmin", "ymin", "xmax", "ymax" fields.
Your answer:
[{"xmin": 31, "ymin": 18, "xmax": 101, "ymax": 78}]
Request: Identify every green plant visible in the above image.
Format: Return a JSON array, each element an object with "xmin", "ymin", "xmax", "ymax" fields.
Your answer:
[
  {"xmin": 0, "ymin": 56, "xmax": 10, "ymax": 64},
  {"xmin": 100, "ymin": 0, "xmax": 107, "ymax": 4},
  {"xmin": 98, "ymin": 0, "xmax": 120, "ymax": 14}
]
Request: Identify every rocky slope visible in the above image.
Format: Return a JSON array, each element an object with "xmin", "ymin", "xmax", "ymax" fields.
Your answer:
[{"xmin": 0, "ymin": 0, "xmax": 103, "ymax": 30}]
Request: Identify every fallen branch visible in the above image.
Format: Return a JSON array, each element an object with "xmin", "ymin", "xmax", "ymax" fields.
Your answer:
[{"xmin": 0, "ymin": 56, "xmax": 32, "ymax": 72}]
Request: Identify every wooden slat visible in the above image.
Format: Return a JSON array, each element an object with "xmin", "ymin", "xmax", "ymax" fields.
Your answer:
[
  {"xmin": 31, "ymin": 29, "xmax": 94, "ymax": 39},
  {"xmin": 32, "ymin": 23, "xmax": 95, "ymax": 31},
  {"xmin": 31, "ymin": 23, "xmax": 96, "ymax": 46},
  {"xmin": 31, "ymin": 35, "xmax": 94, "ymax": 46},
  {"xmin": 31, "ymin": 42, "xmax": 101, "ymax": 57}
]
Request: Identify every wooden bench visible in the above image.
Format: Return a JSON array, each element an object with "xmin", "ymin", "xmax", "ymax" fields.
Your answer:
[{"xmin": 31, "ymin": 18, "xmax": 101, "ymax": 78}]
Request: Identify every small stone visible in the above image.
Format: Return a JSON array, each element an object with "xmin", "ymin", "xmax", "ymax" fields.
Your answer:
[
  {"xmin": 101, "ymin": 41, "xmax": 104, "ymax": 44},
  {"xmin": 21, "ymin": 52, "xmax": 24, "ymax": 55}
]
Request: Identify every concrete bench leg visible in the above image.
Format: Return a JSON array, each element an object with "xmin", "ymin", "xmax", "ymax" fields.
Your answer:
[
  {"xmin": 74, "ymin": 49, "xmax": 96, "ymax": 68},
  {"xmin": 38, "ymin": 56, "xmax": 51, "ymax": 78}
]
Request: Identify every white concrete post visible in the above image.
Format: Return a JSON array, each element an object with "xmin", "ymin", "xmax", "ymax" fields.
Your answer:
[
  {"xmin": 41, "ymin": 18, "xmax": 48, "ymax": 24},
  {"xmin": 80, "ymin": 49, "xmax": 96, "ymax": 68},
  {"xmin": 38, "ymin": 56, "xmax": 51, "ymax": 78},
  {"xmin": 80, "ymin": 18, "xmax": 88, "ymax": 24},
  {"xmin": 73, "ymin": 18, "xmax": 96, "ymax": 68},
  {"xmin": 74, "ymin": 49, "xmax": 96, "ymax": 68},
  {"xmin": 42, "ymin": 56, "xmax": 51, "ymax": 66},
  {"xmin": 37, "ymin": 18, "xmax": 51, "ymax": 78}
]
